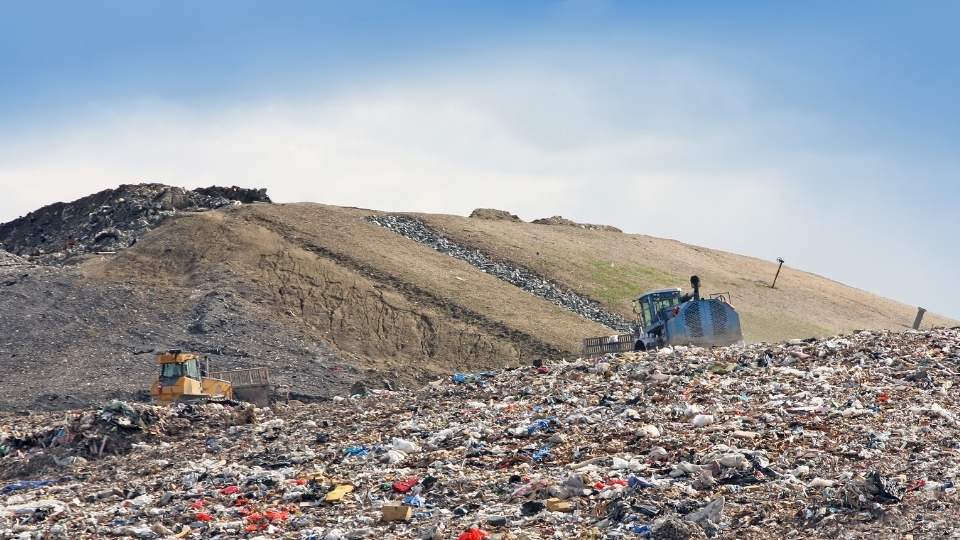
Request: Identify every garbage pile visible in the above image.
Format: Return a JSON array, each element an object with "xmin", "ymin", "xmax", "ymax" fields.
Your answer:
[
  {"xmin": 0, "ymin": 183, "xmax": 271, "ymax": 259},
  {"xmin": 0, "ymin": 250, "xmax": 28, "ymax": 267},
  {"xmin": 468, "ymin": 209, "xmax": 522, "ymax": 223},
  {"xmin": 2, "ymin": 328, "xmax": 959, "ymax": 539},
  {"xmin": 0, "ymin": 400, "xmax": 257, "ymax": 480},
  {"xmin": 530, "ymin": 216, "xmax": 622, "ymax": 233},
  {"xmin": 369, "ymin": 214, "xmax": 633, "ymax": 332}
]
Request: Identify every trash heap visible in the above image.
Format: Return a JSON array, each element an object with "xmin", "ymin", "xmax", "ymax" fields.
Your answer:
[
  {"xmin": 529, "ymin": 216, "xmax": 622, "ymax": 233},
  {"xmin": 0, "ymin": 400, "xmax": 256, "ymax": 480},
  {"xmin": 2, "ymin": 328, "xmax": 959, "ymax": 539},
  {"xmin": 0, "ymin": 250, "xmax": 28, "ymax": 268},
  {"xmin": 0, "ymin": 183, "xmax": 271, "ymax": 259},
  {"xmin": 468, "ymin": 209, "xmax": 522, "ymax": 223}
]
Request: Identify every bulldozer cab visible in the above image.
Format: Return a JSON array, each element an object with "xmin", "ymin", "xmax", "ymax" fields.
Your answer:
[
  {"xmin": 158, "ymin": 356, "xmax": 202, "ymax": 385},
  {"xmin": 157, "ymin": 350, "xmax": 204, "ymax": 378},
  {"xmin": 633, "ymin": 288, "xmax": 682, "ymax": 330}
]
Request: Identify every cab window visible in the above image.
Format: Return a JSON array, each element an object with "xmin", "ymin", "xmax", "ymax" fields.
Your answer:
[
  {"xmin": 654, "ymin": 295, "xmax": 680, "ymax": 314},
  {"xmin": 641, "ymin": 300, "xmax": 653, "ymax": 328},
  {"xmin": 159, "ymin": 363, "xmax": 183, "ymax": 384},
  {"xmin": 184, "ymin": 360, "xmax": 201, "ymax": 380}
]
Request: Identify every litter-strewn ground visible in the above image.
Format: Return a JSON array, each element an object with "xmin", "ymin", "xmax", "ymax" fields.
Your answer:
[{"xmin": 3, "ymin": 328, "xmax": 959, "ymax": 539}]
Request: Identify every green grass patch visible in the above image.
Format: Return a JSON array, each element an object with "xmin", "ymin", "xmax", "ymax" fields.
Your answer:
[{"xmin": 588, "ymin": 261, "xmax": 679, "ymax": 310}]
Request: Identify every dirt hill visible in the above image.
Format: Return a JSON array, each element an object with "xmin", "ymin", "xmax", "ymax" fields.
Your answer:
[
  {"xmin": 0, "ymin": 187, "xmax": 954, "ymax": 410},
  {"xmin": 414, "ymin": 211, "xmax": 955, "ymax": 343}
]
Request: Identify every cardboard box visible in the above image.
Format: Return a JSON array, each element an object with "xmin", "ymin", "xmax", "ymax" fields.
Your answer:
[{"xmin": 382, "ymin": 503, "xmax": 413, "ymax": 521}]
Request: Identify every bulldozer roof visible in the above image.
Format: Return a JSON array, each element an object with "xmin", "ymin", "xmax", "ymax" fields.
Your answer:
[
  {"xmin": 637, "ymin": 287, "xmax": 682, "ymax": 298},
  {"xmin": 156, "ymin": 350, "xmax": 202, "ymax": 364}
]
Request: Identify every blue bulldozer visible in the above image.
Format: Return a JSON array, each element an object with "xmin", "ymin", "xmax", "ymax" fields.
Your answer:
[{"xmin": 582, "ymin": 275, "xmax": 743, "ymax": 356}]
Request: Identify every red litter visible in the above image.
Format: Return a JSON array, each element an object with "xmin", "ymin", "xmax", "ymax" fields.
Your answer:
[
  {"xmin": 458, "ymin": 529, "xmax": 488, "ymax": 540},
  {"xmin": 392, "ymin": 476, "xmax": 419, "ymax": 493}
]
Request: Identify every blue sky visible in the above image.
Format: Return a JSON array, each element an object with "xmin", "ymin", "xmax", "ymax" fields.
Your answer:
[{"xmin": 1, "ymin": 1, "xmax": 958, "ymax": 319}]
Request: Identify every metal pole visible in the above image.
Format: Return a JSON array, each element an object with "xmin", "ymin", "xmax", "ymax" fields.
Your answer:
[
  {"xmin": 771, "ymin": 257, "xmax": 785, "ymax": 288},
  {"xmin": 912, "ymin": 307, "xmax": 926, "ymax": 330}
]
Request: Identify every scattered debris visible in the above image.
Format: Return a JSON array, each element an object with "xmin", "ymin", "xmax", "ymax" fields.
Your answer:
[{"xmin": 2, "ymin": 328, "xmax": 959, "ymax": 537}]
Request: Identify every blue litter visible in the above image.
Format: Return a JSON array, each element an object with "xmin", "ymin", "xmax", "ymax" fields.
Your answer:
[
  {"xmin": 452, "ymin": 372, "xmax": 496, "ymax": 385},
  {"xmin": 532, "ymin": 446, "xmax": 551, "ymax": 462},
  {"xmin": 344, "ymin": 445, "xmax": 369, "ymax": 457},
  {"xmin": 628, "ymin": 475, "xmax": 653, "ymax": 489},
  {"xmin": 527, "ymin": 419, "xmax": 550, "ymax": 435},
  {"xmin": 1, "ymin": 479, "xmax": 54, "ymax": 494},
  {"xmin": 630, "ymin": 524, "xmax": 652, "ymax": 537},
  {"xmin": 51, "ymin": 427, "xmax": 70, "ymax": 445},
  {"xmin": 403, "ymin": 495, "xmax": 425, "ymax": 507}
]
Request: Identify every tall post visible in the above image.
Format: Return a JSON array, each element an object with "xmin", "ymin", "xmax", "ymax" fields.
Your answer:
[
  {"xmin": 771, "ymin": 257, "xmax": 785, "ymax": 288},
  {"xmin": 912, "ymin": 307, "xmax": 927, "ymax": 330}
]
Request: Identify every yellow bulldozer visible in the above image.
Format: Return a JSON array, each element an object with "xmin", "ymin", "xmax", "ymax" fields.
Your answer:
[{"xmin": 150, "ymin": 350, "xmax": 272, "ymax": 406}]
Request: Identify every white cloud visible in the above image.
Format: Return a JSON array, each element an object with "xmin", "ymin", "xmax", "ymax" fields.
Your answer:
[{"xmin": 0, "ymin": 53, "xmax": 955, "ymax": 318}]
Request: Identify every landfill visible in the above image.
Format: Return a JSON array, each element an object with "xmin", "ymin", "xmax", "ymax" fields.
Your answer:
[{"xmin": 2, "ymin": 328, "xmax": 959, "ymax": 539}]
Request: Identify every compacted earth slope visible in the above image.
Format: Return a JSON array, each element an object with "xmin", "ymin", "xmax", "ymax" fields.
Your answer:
[
  {"xmin": 0, "ymin": 186, "xmax": 953, "ymax": 410},
  {"xmin": 416, "ymin": 212, "xmax": 955, "ymax": 343}
]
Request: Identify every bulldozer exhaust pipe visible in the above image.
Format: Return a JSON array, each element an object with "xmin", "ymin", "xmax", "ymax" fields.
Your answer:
[{"xmin": 690, "ymin": 275, "xmax": 701, "ymax": 301}]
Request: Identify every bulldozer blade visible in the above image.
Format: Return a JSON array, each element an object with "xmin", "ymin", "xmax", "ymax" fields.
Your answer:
[{"xmin": 582, "ymin": 334, "xmax": 635, "ymax": 356}]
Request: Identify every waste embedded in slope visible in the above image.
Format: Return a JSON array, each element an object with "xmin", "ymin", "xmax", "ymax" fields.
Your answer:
[{"xmin": 369, "ymin": 214, "xmax": 634, "ymax": 332}]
